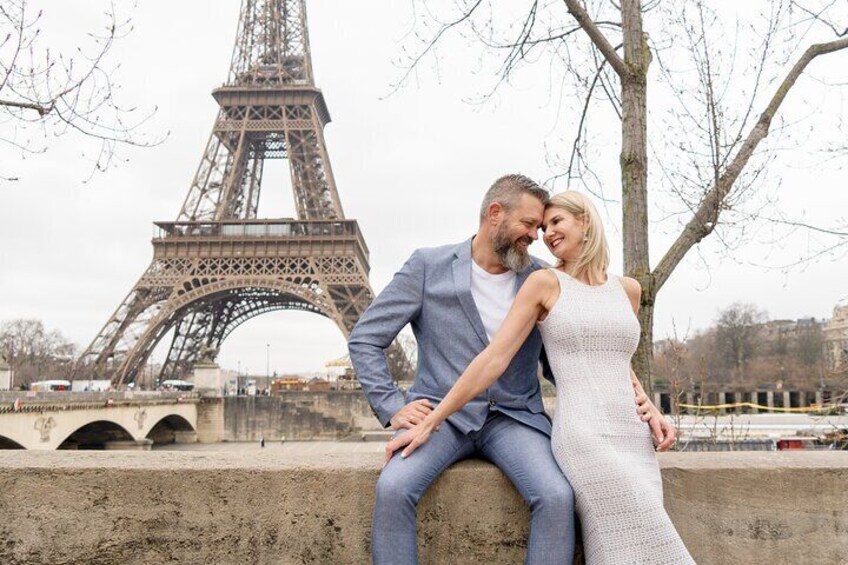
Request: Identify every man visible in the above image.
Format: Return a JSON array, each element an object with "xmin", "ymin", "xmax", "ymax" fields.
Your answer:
[{"xmin": 348, "ymin": 174, "xmax": 674, "ymax": 564}]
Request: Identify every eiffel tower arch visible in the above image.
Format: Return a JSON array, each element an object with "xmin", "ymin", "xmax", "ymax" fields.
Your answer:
[{"xmin": 76, "ymin": 0, "xmax": 411, "ymax": 385}]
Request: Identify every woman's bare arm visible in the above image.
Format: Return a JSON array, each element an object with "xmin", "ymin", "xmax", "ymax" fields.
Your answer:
[{"xmin": 385, "ymin": 269, "xmax": 558, "ymax": 461}]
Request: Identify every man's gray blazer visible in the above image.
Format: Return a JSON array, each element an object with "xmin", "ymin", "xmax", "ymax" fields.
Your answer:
[{"xmin": 348, "ymin": 237, "xmax": 554, "ymax": 437}]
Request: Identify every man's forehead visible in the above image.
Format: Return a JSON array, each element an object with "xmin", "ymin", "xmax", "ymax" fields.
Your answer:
[{"xmin": 515, "ymin": 194, "xmax": 544, "ymax": 215}]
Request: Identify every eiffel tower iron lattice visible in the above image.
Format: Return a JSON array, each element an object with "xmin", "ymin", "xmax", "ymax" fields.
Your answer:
[{"xmin": 76, "ymin": 0, "xmax": 411, "ymax": 386}]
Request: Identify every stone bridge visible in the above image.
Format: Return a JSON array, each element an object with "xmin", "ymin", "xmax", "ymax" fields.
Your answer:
[
  {"xmin": 0, "ymin": 390, "xmax": 376, "ymax": 449},
  {"xmin": 0, "ymin": 392, "xmax": 214, "ymax": 450}
]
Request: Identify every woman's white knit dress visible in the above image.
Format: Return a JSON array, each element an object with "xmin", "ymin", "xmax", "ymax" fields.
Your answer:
[{"xmin": 538, "ymin": 269, "xmax": 695, "ymax": 564}]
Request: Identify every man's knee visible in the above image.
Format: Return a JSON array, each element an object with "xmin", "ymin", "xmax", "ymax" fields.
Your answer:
[
  {"xmin": 536, "ymin": 477, "xmax": 575, "ymax": 514},
  {"xmin": 375, "ymin": 465, "xmax": 418, "ymax": 507}
]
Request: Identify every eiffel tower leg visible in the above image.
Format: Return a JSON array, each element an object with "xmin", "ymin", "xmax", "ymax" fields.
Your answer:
[
  {"xmin": 216, "ymin": 130, "xmax": 251, "ymax": 220},
  {"xmin": 242, "ymin": 152, "xmax": 264, "ymax": 219},
  {"xmin": 178, "ymin": 129, "xmax": 236, "ymax": 222},
  {"xmin": 319, "ymin": 259, "xmax": 414, "ymax": 381},
  {"xmin": 159, "ymin": 309, "xmax": 214, "ymax": 381},
  {"xmin": 76, "ymin": 269, "xmax": 172, "ymax": 383},
  {"xmin": 286, "ymin": 124, "xmax": 344, "ymax": 219}
]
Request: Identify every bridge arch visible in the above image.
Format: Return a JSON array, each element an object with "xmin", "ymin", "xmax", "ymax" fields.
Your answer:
[
  {"xmin": 118, "ymin": 277, "xmax": 342, "ymax": 384},
  {"xmin": 58, "ymin": 420, "xmax": 135, "ymax": 450},
  {"xmin": 0, "ymin": 435, "xmax": 25, "ymax": 449},
  {"xmin": 146, "ymin": 414, "xmax": 196, "ymax": 445}
]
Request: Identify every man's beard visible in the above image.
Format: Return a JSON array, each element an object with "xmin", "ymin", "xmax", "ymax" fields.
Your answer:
[{"xmin": 492, "ymin": 224, "xmax": 532, "ymax": 272}]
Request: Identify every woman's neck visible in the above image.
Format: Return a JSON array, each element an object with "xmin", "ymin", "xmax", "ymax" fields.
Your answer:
[{"xmin": 561, "ymin": 262, "xmax": 606, "ymax": 285}]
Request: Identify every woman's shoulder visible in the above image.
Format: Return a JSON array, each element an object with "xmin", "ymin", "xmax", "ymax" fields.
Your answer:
[
  {"xmin": 527, "ymin": 267, "xmax": 561, "ymax": 287},
  {"xmin": 616, "ymin": 275, "xmax": 642, "ymax": 304},
  {"xmin": 616, "ymin": 275, "xmax": 641, "ymax": 291}
]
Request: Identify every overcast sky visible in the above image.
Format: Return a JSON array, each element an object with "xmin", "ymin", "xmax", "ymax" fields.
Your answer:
[{"xmin": 1, "ymin": 1, "xmax": 846, "ymax": 375}]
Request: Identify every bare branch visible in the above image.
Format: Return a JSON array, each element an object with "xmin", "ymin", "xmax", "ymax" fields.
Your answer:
[
  {"xmin": 387, "ymin": 0, "xmax": 485, "ymax": 95},
  {"xmin": 790, "ymin": 0, "xmax": 848, "ymax": 37},
  {"xmin": 0, "ymin": 0, "xmax": 163, "ymax": 181},
  {"xmin": 762, "ymin": 216, "xmax": 848, "ymax": 237},
  {"xmin": 567, "ymin": 57, "xmax": 608, "ymax": 182},
  {"xmin": 0, "ymin": 98, "xmax": 51, "ymax": 115},
  {"xmin": 653, "ymin": 34, "xmax": 848, "ymax": 291},
  {"xmin": 562, "ymin": 0, "xmax": 629, "ymax": 77}
]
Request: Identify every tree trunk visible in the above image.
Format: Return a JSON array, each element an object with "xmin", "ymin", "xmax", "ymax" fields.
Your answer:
[
  {"xmin": 619, "ymin": 0, "xmax": 654, "ymax": 391},
  {"xmin": 634, "ymin": 288, "xmax": 655, "ymax": 391}
]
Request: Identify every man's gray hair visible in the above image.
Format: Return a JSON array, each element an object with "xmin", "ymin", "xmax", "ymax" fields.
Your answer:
[{"xmin": 479, "ymin": 174, "xmax": 550, "ymax": 221}]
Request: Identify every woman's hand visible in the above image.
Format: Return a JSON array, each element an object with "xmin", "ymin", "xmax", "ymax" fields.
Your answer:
[
  {"xmin": 384, "ymin": 419, "xmax": 437, "ymax": 465},
  {"xmin": 635, "ymin": 392, "xmax": 677, "ymax": 451}
]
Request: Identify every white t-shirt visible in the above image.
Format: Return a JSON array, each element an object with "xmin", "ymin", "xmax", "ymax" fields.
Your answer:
[{"xmin": 470, "ymin": 259, "xmax": 517, "ymax": 342}]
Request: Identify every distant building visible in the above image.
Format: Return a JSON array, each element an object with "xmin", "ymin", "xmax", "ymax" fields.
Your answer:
[
  {"xmin": 324, "ymin": 354, "xmax": 360, "ymax": 390},
  {"xmin": 306, "ymin": 377, "xmax": 331, "ymax": 392},
  {"xmin": 760, "ymin": 317, "xmax": 820, "ymax": 342},
  {"xmin": 824, "ymin": 304, "xmax": 848, "ymax": 374},
  {"xmin": 271, "ymin": 376, "xmax": 307, "ymax": 393},
  {"xmin": 324, "ymin": 354, "xmax": 352, "ymax": 378},
  {"xmin": 270, "ymin": 375, "xmax": 333, "ymax": 393}
]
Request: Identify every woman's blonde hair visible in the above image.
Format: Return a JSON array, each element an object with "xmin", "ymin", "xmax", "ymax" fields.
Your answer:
[{"xmin": 547, "ymin": 191, "xmax": 610, "ymax": 281}]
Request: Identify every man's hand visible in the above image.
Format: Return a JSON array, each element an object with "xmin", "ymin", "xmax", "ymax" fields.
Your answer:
[
  {"xmin": 635, "ymin": 393, "xmax": 677, "ymax": 451},
  {"xmin": 389, "ymin": 399, "xmax": 434, "ymax": 430}
]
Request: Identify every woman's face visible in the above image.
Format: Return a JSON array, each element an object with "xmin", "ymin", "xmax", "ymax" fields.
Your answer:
[{"xmin": 542, "ymin": 206, "xmax": 586, "ymax": 263}]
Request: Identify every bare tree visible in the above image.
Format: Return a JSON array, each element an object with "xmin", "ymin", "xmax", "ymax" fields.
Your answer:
[
  {"xmin": 396, "ymin": 0, "xmax": 848, "ymax": 391},
  {"xmin": 0, "ymin": 318, "xmax": 76, "ymax": 386},
  {"xmin": 653, "ymin": 336, "xmax": 691, "ymax": 411},
  {"xmin": 714, "ymin": 303, "xmax": 768, "ymax": 383},
  {"xmin": 0, "ymin": 0, "xmax": 165, "ymax": 181},
  {"xmin": 795, "ymin": 320, "xmax": 823, "ymax": 366}
]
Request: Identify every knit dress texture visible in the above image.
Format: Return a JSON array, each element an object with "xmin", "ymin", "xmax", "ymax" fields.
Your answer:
[{"xmin": 538, "ymin": 268, "xmax": 695, "ymax": 564}]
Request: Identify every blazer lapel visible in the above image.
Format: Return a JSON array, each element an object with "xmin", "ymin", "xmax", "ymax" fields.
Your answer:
[{"xmin": 452, "ymin": 238, "xmax": 489, "ymax": 346}]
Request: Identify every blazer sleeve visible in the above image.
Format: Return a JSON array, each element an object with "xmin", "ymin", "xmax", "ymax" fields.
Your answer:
[{"xmin": 348, "ymin": 249, "xmax": 425, "ymax": 427}]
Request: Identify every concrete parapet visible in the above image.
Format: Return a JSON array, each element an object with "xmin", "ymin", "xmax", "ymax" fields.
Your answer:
[
  {"xmin": 0, "ymin": 452, "xmax": 846, "ymax": 564},
  {"xmin": 0, "ymin": 390, "xmax": 196, "ymax": 404}
]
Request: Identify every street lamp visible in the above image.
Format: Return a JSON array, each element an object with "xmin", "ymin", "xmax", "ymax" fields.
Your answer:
[{"xmin": 266, "ymin": 343, "xmax": 270, "ymax": 381}]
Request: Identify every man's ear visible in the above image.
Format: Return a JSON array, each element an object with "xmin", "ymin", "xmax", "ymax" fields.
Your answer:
[{"xmin": 487, "ymin": 202, "xmax": 504, "ymax": 224}]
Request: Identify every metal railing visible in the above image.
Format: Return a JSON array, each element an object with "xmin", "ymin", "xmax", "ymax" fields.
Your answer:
[{"xmin": 153, "ymin": 219, "xmax": 367, "ymax": 251}]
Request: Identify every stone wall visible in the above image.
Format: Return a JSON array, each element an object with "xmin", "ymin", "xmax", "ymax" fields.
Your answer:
[
  {"xmin": 222, "ymin": 392, "xmax": 377, "ymax": 441},
  {"xmin": 1, "ymin": 451, "xmax": 846, "ymax": 564},
  {"xmin": 273, "ymin": 390, "xmax": 379, "ymax": 431}
]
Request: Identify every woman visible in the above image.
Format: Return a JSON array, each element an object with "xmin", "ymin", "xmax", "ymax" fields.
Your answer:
[{"xmin": 386, "ymin": 191, "xmax": 695, "ymax": 564}]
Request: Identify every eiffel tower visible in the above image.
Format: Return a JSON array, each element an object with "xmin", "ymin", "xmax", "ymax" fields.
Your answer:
[{"xmin": 76, "ymin": 0, "xmax": 409, "ymax": 386}]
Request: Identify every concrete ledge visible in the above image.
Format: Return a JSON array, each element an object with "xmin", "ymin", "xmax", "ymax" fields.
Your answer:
[{"xmin": 1, "ymin": 452, "xmax": 846, "ymax": 564}]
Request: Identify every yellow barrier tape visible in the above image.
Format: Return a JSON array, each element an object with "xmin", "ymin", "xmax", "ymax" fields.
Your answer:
[{"xmin": 677, "ymin": 401, "xmax": 842, "ymax": 414}]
